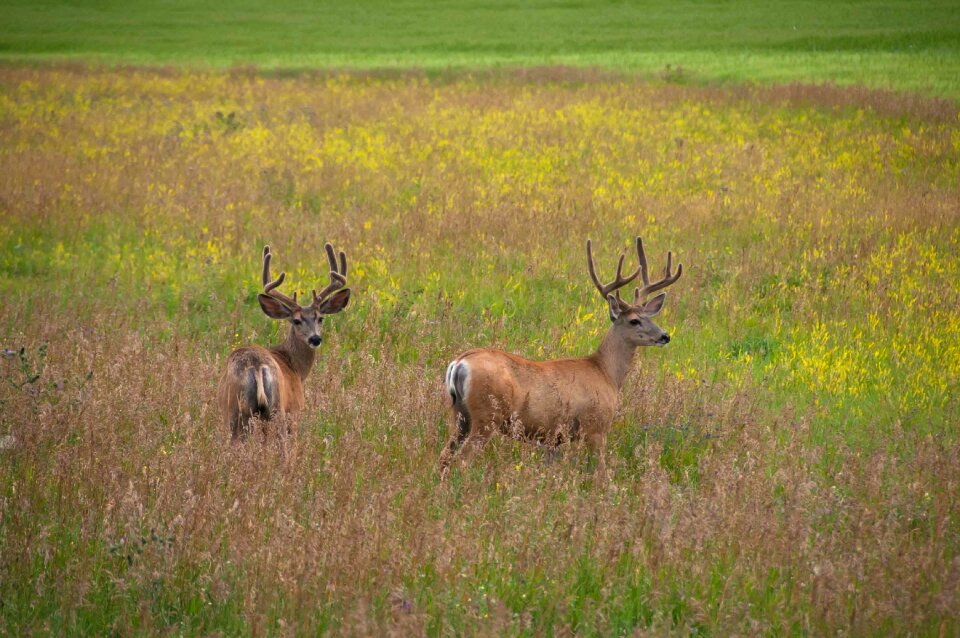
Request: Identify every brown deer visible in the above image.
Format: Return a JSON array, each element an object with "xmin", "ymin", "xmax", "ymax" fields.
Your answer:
[
  {"xmin": 217, "ymin": 243, "xmax": 351, "ymax": 439},
  {"xmin": 439, "ymin": 236, "xmax": 682, "ymax": 478}
]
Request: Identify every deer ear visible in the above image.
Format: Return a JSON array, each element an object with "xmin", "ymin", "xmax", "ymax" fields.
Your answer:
[
  {"xmin": 258, "ymin": 294, "xmax": 294, "ymax": 319},
  {"xmin": 316, "ymin": 288, "xmax": 350, "ymax": 315},
  {"xmin": 641, "ymin": 292, "xmax": 667, "ymax": 316},
  {"xmin": 606, "ymin": 294, "xmax": 622, "ymax": 322}
]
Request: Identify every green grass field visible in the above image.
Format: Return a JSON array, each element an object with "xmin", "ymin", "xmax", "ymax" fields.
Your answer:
[
  {"xmin": 2, "ymin": 0, "xmax": 960, "ymax": 96},
  {"xmin": 1, "ymin": 2, "xmax": 960, "ymax": 635}
]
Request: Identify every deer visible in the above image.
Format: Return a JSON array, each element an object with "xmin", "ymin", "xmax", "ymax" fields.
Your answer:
[
  {"xmin": 217, "ymin": 243, "xmax": 351, "ymax": 440},
  {"xmin": 439, "ymin": 235, "xmax": 682, "ymax": 479}
]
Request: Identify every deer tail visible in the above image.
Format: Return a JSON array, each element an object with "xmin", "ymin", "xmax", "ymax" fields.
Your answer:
[
  {"xmin": 445, "ymin": 359, "xmax": 469, "ymax": 406},
  {"xmin": 255, "ymin": 365, "xmax": 270, "ymax": 410}
]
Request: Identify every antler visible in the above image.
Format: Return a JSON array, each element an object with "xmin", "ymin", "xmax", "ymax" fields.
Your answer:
[
  {"xmin": 311, "ymin": 242, "xmax": 348, "ymax": 307},
  {"xmin": 262, "ymin": 245, "xmax": 300, "ymax": 310},
  {"xmin": 633, "ymin": 237, "xmax": 683, "ymax": 303},
  {"xmin": 586, "ymin": 237, "xmax": 643, "ymax": 299}
]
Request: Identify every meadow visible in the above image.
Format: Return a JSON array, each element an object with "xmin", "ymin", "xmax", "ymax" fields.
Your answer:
[
  {"xmin": 2, "ymin": 0, "xmax": 960, "ymax": 97},
  {"xmin": 0, "ymin": 64, "xmax": 959, "ymax": 634}
]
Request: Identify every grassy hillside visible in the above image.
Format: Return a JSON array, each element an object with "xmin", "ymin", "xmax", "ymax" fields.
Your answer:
[
  {"xmin": 2, "ymin": 0, "xmax": 959, "ymax": 95},
  {"xmin": 1, "ymin": 66, "xmax": 958, "ymax": 634}
]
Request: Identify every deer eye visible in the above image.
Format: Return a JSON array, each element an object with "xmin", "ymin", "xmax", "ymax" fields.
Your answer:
[
  {"xmin": 293, "ymin": 319, "xmax": 302, "ymax": 326},
  {"xmin": 629, "ymin": 318, "xmax": 642, "ymax": 326}
]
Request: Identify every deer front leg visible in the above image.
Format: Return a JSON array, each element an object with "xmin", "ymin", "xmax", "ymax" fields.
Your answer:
[
  {"xmin": 277, "ymin": 411, "xmax": 299, "ymax": 460},
  {"xmin": 265, "ymin": 409, "xmax": 296, "ymax": 443},
  {"xmin": 585, "ymin": 431, "xmax": 609, "ymax": 484}
]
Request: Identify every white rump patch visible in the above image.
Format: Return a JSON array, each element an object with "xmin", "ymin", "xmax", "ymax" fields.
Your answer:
[{"xmin": 445, "ymin": 359, "xmax": 469, "ymax": 403}]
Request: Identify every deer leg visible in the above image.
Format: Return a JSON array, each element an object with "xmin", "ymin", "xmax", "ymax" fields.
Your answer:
[
  {"xmin": 228, "ymin": 391, "xmax": 251, "ymax": 441},
  {"xmin": 229, "ymin": 413, "xmax": 242, "ymax": 441},
  {"xmin": 264, "ymin": 409, "xmax": 288, "ymax": 444},
  {"xmin": 258, "ymin": 413, "xmax": 272, "ymax": 444},
  {"xmin": 276, "ymin": 410, "xmax": 297, "ymax": 439},
  {"xmin": 440, "ymin": 405, "xmax": 500, "ymax": 479},
  {"xmin": 439, "ymin": 408, "xmax": 471, "ymax": 478},
  {"xmin": 455, "ymin": 404, "xmax": 502, "ymax": 468},
  {"xmin": 585, "ymin": 431, "xmax": 609, "ymax": 483},
  {"xmin": 540, "ymin": 443, "xmax": 562, "ymax": 464},
  {"xmin": 457, "ymin": 427, "xmax": 494, "ymax": 467},
  {"xmin": 275, "ymin": 412, "xmax": 297, "ymax": 460}
]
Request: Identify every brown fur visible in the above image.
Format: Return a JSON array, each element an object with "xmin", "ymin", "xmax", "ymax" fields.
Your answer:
[
  {"xmin": 217, "ymin": 336, "xmax": 313, "ymax": 440},
  {"xmin": 217, "ymin": 244, "xmax": 351, "ymax": 440},
  {"xmin": 440, "ymin": 236, "xmax": 681, "ymax": 478},
  {"xmin": 439, "ymin": 303, "xmax": 671, "ymax": 479}
]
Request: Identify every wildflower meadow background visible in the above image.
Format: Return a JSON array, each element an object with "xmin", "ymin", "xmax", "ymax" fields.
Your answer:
[{"xmin": 1, "ymin": 2, "xmax": 959, "ymax": 635}]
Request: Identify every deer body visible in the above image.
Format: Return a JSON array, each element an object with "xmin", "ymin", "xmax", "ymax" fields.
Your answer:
[
  {"xmin": 218, "ymin": 244, "xmax": 350, "ymax": 440},
  {"xmin": 218, "ymin": 342, "xmax": 311, "ymax": 437},
  {"xmin": 445, "ymin": 349, "xmax": 619, "ymax": 442},
  {"xmin": 439, "ymin": 236, "xmax": 681, "ymax": 478}
]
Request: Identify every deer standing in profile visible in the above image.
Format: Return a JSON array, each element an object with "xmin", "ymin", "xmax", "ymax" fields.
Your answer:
[
  {"xmin": 217, "ymin": 243, "xmax": 350, "ymax": 439},
  {"xmin": 439, "ymin": 236, "xmax": 682, "ymax": 479}
]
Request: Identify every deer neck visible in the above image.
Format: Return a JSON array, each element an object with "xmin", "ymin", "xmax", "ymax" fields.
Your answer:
[
  {"xmin": 272, "ymin": 329, "xmax": 316, "ymax": 381},
  {"xmin": 591, "ymin": 325, "xmax": 638, "ymax": 390}
]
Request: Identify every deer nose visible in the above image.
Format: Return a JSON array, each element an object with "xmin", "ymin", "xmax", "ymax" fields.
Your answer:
[
  {"xmin": 308, "ymin": 335, "xmax": 322, "ymax": 347},
  {"xmin": 659, "ymin": 333, "xmax": 671, "ymax": 344}
]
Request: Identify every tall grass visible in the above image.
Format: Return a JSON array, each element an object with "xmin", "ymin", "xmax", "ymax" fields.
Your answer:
[{"xmin": 1, "ymin": 66, "xmax": 958, "ymax": 634}]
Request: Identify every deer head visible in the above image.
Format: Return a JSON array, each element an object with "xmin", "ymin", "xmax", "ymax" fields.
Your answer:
[
  {"xmin": 257, "ymin": 243, "xmax": 351, "ymax": 349},
  {"xmin": 586, "ymin": 236, "xmax": 682, "ymax": 347}
]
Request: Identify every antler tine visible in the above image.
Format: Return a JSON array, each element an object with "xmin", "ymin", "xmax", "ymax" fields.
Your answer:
[
  {"xmin": 324, "ymin": 243, "xmax": 338, "ymax": 274},
  {"xmin": 262, "ymin": 246, "xmax": 279, "ymax": 291},
  {"xmin": 586, "ymin": 239, "xmax": 602, "ymax": 291},
  {"xmin": 637, "ymin": 237, "xmax": 650, "ymax": 287},
  {"xmin": 634, "ymin": 240, "xmax": 683, "ymax": 303},
  {"xmin": 261, "ymin": 245, "xmax": 300, "ymax": 309},
  {"xmin": 322, "ymin": 242, "xmax": 348, "ymax": 277},
  {"xmin": 586, "ymin": 238, "xmax": 642, "ymax": 299},
  {"xmin": 312, "ymin": 242, "xmax": 349, "ymax": 306}
]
